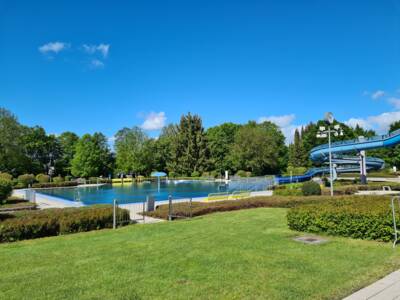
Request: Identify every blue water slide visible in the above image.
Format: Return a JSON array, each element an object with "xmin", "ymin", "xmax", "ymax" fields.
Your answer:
[{"xmin": 275, "ymin": 129, "xmax": 400, "ymax": 184}]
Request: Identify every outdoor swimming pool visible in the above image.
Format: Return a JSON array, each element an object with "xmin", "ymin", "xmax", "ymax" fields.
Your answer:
[
  {"xmin": 36, "ymin": 178, "xmax": 274, "ymax": 205},
  {"xmin": 37, "ymin": 180, "xmax": 227, "ymax": 204}
]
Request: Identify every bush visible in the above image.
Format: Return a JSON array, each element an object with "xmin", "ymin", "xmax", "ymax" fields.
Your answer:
[
  {"xmin": 0, "ymin": 205, "xmax": 130, "ymax": 243},
  {"xmin": 168, "ymin": 171, "xmax": 176, "ymax": 178},
  {"xmin": 52, "ymin": 176, "xmax": 64, "ymax": 183},
  {"xmin": 287, "ymin": 196, "xmax": 397, "ymax": 242},
  {"xmin": 301, "ymin": 181, "xmax": 321, "ymax": 196},
  {"xmin": 146, "ymin": 195, "xmax": 327, "ymax": 220},
  {"xmin": 210, "ymin": 170, "xmax": 219, "ymax": 178},
  {"xmin": 17, "ymin": 174, "xmax": 36, "ymax": 188},
  {"xmin": 65, "ymin": 175, "xmax": 72, "ymax": 182},
  {"xmin": 32, "ymin": 181, "xmax": 78, "ymax": 189},
  {"xmin": 36, "ymin": 173, "xmax": 50, "ymax": 183},
  {"xmin": 0, "ymin": 172, "xmax": 13, "ymax": 181},
  {"xmin": 191, "ymin": 171, "xmax": 200, "ymax": 178},
  {"xmin": 284, "ymin": 166, "xmax": 308, "ymax": 176},
  {"xmin": 0, "ymin": 178, "xmax": 13, "ymax": 202},
  {"xmin": 236, "ymin": 170, "xmax": 247, "ymax": 177},
  {"xmin": 274, "ymin": 185, "xmax": 303, "ymax": 196}
]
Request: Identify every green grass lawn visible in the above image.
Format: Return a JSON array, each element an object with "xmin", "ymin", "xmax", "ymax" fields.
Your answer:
[{"xmin": 0, "ymin": 208, "xmax": 399, "ymax": 300}]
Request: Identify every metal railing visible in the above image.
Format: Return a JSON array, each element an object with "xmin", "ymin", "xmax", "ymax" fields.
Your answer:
[
  {"xmin": 311, "ymin": 128, "xmax": 400, "ymax": 153},
  {"xmin": 25, "ymin": 189, "xmax": 36, "ymax": 203},
  {"xmin": 168, "ymin": 195, "xmax": 193, "ymax": 221},
  {"xmin": 392, "ymin": 196, "xmax": 400, "ymax": 248},
  {"xmin": 112, "ymin": 197, "xmax": 147, "ymax": 228}
]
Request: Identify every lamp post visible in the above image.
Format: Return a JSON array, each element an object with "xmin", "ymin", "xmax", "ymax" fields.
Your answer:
[{"xmin": 316, "ymin": 112, "xmax": 343, "ymax": 197}]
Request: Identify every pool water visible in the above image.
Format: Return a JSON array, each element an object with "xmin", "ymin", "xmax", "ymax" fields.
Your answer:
[{"xmin": 38, "ymin": 180, "xmax": 228, "ymax": 204}]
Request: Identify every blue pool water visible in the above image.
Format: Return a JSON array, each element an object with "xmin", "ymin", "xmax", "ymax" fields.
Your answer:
[{"xmin": 37, "ymin": 180, "xmax": 227, "ymax": 204}]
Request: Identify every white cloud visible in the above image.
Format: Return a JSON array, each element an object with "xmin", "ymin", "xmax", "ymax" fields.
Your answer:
[
  {"xmin": 83, "ymin": 43, "xmax": 110, "ymax": 58},
  {"xmin": 345, "ymin": 118, "xmax": 373, "ymax": 130},
  {"xmin": 345, "ymin": 111, "xmax": 400, "ymax": 133},
  {"xmin": 141, "ymin": 112, "xmax": 167, "ymax": 130},
  {"xmin": 388, "ymin": 97, "xmax": 400, "ymax": 109},
  {"xmin": 90, "ymin": 59, "xmax": 105, "ymax": 68},
  {"xmin": 258, "ymin": 114, "xmax": 302, "ymax": 144},
  {"xmin": 371, "ymin": 90, "xmax": 385, "ymax": 100},
  {"xmin": 39, "ymin": 42, "xmax": 69, "ymax": 54},
  {"xmin": 258, "ymin": 114, "xmax": 295, "ymax": 128}
]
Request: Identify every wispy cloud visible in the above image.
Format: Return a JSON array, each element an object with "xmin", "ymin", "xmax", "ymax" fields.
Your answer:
[
  {"xmin": 90, "ymin": 59, "xmax": 105, "ymax": 69},
  {"xmin": 38, "ymin": 42, "xmax": 69, "ymax": 54},
  {"xmin": 371, "ymin": 90, "xmax": 385, "ymax": 100},
  {"xmin": 388, "ymin": 97, "xmax": 400, "ymax": 109},
  {"xmin": 258, "ymin": 114, "xmax": 302, "ymax": 144},
  {"xmin": 82, "ymin": 43, "xmax": 110, "ymax": 58},
  {"xmin": 141, "ymin": 112, "xmax": 167, "ymax": 130}
]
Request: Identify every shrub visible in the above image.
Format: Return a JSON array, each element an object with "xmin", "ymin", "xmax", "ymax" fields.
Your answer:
[
  {"xmin": 210, "ymin": 170, "xmax": 219, "ymax": 178},
  {"xmin": 168, "ymin": 171, "xmax": 176, "ymax": 178},
  {"xmin": 191, "ymin": 171, "xmax": 200, "ymax": 177},
  {"xmin": 285, "ymin": 166, "xmax": 308, "ymax": 176},
  {"xmin": 0, "ymin": 172, "xmax": 13, "ymax": 181},
  {"xmin": 301, "ymin": 181, "xmax": 321, "ymax": 196},
  {"xmin": 287, "ymin": 196, "xmax": 397, "ymax": 242},
  {"xmin": 236, "ymin": 170, "xmax": 247, "ymax": 177},
  {"xmin": 274, "ymin": 187, "xmax": 303, "ymax": 196},
  {"xmin": 0, "ymin": 205, "xmax": 130, "ymax": 243},
  {"xmin": 32, "ymin": 181, "xmax": 78, "ymax": 189},
  {"xmin": 146, "ymin": 195, "xmax": 327, "ymax": 220},
  {"xmin": 65, "ymin": 175, "xmax": 72, "ymax": 182},
  {"xmin": 36, "ymin": 173, "xmax": 50, "ymax": 183},
  {"xmin": 0, "ymin": 178, "xmax": 13, "ymax": 202},
  {"xmin": 52, "ymin": 176, "xmax": 64, "ymax": 183},
  {"xmin": 17, "ymin": 174, "xmax": 36, "ymax": 188}
]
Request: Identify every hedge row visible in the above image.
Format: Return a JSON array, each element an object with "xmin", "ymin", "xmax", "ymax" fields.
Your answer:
[
  {"xmin": 31, "ymin": 181, "xmax": 78, "ymax": 189},
  {"xmin": 287, "ymin": 196, "xmax": 397, "ymax": 242},
  {"xmin": 146, "ymin": 196, "xmax": 331, "ymax": 219},
  {"xmin": 0, "ymin": 205, "xmax": 130, "ymax": 243},
  {"xmin": 322, "ymin": 183, "xmax": 400, "ymax": 196}
]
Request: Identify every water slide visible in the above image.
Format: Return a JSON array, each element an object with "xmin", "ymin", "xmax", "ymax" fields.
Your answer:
[{"xmin": 275, "ymin": 129, "xmax": 400, "ymax": 184}]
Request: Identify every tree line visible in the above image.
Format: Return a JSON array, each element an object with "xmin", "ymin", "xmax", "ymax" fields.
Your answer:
[{"xmin": 2, "ymin": 107, "xmax": 400, "ymax": 179}]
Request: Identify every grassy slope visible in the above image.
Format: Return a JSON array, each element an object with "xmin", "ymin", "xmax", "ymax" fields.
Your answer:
[{"xmin": 0, "ymin": 208, "xmax": 399, "ymax": 300}]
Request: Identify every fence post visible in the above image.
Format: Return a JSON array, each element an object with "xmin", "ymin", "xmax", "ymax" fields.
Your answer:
[
  {"xmin": 32, "ymin": 190, "xmax": 36, "ymax": 204},
  {"xmin": 168, "ymin": 195, "xmax": 172, "ymax": 221},
  {"xmin": 143, "ymin": 196, "xmax": 147, "ymax": 223},
  {"xmin": 189, "ymin": 197, "xmax": 192, "ymax": 218},
  {"xmin": 113, "ymin": 199, "xmax": 117, "ymax": 229}
]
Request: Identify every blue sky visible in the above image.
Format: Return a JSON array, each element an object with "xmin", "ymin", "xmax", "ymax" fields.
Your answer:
[{"xmin": 1, "ymin": 0, "xmax": 400, "ymax": 142}]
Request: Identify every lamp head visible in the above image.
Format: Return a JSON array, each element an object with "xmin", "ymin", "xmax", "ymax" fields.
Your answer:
[{"xmin": 324, "ymin": 112, "xmax": 334, "ymax": 125}]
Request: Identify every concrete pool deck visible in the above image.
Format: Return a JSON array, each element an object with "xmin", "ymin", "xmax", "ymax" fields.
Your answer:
[{"xmin": 343, "ymin": 270, "xmax": 400, "ymax": 299}]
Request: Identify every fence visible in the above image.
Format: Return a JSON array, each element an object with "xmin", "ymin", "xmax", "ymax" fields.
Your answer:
[
  {"xmin": 167, "ymin": 195, "xmax": 193, "ymax": 221},
  {"xmin": 25, "ymin": 189, "xmax": 36, "ymax": 203},
  {"xmin": 113, "ymin": 197, "xmax": 147, "ymax": 228}
]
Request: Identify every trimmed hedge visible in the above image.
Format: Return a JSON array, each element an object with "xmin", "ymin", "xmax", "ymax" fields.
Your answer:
[
  {"xmin": 146, "ymin": 196, "xmax": 329, "ymax": 219},
  {"xmin": 36, "ymin": 174, "xmax": 50, "ymax": 183},
  {"xmin": 322, "ymin": 183, "xmax": 400, "ymax": 196},
  {"xmin": 17, "ymin": 174, "xmax": 36, "ymax": 188},
  {"xmin": 0, "ymin": 178, "xmax": 13, "ymax": 202},
  {"xmin": 0, "ymin": 205, "xmax": 130, "ymax": 243},
  {"xmin": 32, "ymin": 181, "xmax": 78, "ymax": 189},
  {"xmin": 287, "ymin": 196, "xmax": 397, "ymax": 242}
]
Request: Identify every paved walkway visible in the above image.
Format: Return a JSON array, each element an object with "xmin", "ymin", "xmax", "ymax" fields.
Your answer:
[{"xmin": 344, "ymin": 270, "xmax": 400, "ymax": 300}]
